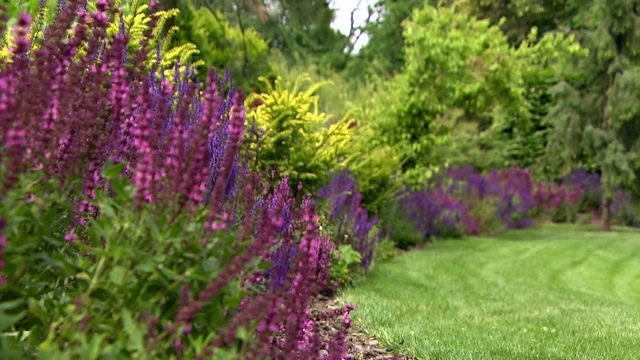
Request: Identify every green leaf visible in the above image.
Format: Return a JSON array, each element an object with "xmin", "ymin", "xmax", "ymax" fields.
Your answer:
[
  {"xmin": 89, "ymin": 287, "xmax": 112, "ymax": 301},
  {"xmin": 121, "ymin": 309, "xmax": 144, "ymax": 353},
  {"xmin": 202, "ymin": 257, "xmax": 220, "ymax": 272},
  {"xmin": 0, "ymin": 311, "xmax": 25, "ymax": 332},
  {"xmin": 157, "ymin": 266, "xmax": 179, "ymax": 282},
  {"xmin": 110, "ymin": 176, "xmax": 131, "ymax": 199},
  {"xmin": 28, "ymin": 298, "xmax": 49, "ymax": 324},
  {"xmin": 109, "ymin": 266, "xmax": 127, "ymax": 286},
  {"xmin": 135, "ymin": 257, "xmax": 163, "ymax": 274},
  {"xmin": 0, "ymin": 299, "xmax": 24, "ymax": 312},
  {"xmin": 102, "ymin": 162, "xmax": 125, "ymax": 180},
  {"xmin": 38, "ymin": 255, "xmax": 67, "ymax": 269}
]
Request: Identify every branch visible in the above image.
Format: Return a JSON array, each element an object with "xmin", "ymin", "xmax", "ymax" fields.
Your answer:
[
  {"xmin": 344, "ymin": 0, "xmax": 375, "ymax": 54},
  {"xmin": 347, "ymin": 0, "xmax": 364, "ymax": 40},
  {"xmin": 230, "ymin": 0, "xmax": 251, "ymax": 80}
]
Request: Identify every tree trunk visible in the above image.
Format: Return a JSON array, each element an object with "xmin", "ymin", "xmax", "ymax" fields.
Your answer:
[{"xmin": 601, "ymin": 194, "xmax": 611, "ymax": 231}]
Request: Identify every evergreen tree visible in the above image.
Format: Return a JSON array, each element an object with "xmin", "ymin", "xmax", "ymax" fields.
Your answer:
[
  {"xmin": 453, "ymin": 0, "xmax": 579, "ymax": 46},
  {"xmin": 546, "ymin": 0, "xmax": 640, "ymax": 230}
]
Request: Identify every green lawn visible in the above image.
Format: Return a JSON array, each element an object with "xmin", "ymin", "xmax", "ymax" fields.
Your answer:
[{"xmin": 339, "ymin": 224, "xmax": 640, "ymax": 360}]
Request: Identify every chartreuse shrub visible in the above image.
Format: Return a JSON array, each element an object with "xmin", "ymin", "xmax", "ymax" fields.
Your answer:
[
  {"xmin": 341, "ymin": 75, "xmax": 404, "ymax": 212},
  {"xmin": 107, "ymin": 0, "xmax": 204, "ymax": 78},
  {"xmin": 246, "ymin": 75, "xmax": 353, "ymax": 195},
  {"xmin": 386, "ymin": 5, "xmax": 528, "ymax": 177},
  {"xmin": 0, "ymin": 1, "xmax": 354, "ymax": 358}
]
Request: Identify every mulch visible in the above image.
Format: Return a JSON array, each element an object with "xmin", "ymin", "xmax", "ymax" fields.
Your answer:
[{"xmin": 310, "ymin": 295, "xmax": 415, "ymax": 360}]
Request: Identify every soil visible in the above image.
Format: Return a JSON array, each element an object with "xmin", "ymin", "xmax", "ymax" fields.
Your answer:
[{"xmin": 310, "ymin": 295, "xmax": 415, "ymax": 360}]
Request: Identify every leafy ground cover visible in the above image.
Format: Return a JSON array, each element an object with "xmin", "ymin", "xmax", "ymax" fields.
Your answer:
[{"xmin": 339, "ymin": 224, "xmax": 640, "ymax": 359}]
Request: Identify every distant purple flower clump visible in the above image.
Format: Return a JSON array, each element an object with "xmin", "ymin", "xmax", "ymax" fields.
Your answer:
[
  {"xmin": 396, "ymin": 166, "xmax": 538, "ymax": 239},
  {"xmin": 562, "ymin": 168, "xmax": 602, "ymax": 210},
  {"xmin": 558, "ymin": 169, "xmax": 637, "ymax": 226}
]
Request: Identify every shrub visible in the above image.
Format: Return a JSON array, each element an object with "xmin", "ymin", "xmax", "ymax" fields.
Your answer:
[
  {"xmin": 379, "ymin": 200, "xmax": 425, "ymax": 250},
  {"xmin": 343, "ymin": 119, "xmax": 403, "ymax": 212},
  {"xmin": 373, "ymin": 236, "xmax": 397, "ymax": 262},
  {"xmin": 611, "ymin": 189, "xmax": 640, "ymax": 227},
  {"xmin": 487, "ymin": 167, "xmax": 537, "ymax": 229},
  {"xmin": 246, "ymin": 75, "xmax": 353, "ymax": 195},
  {"xmin": 553, "ymin": 168, "xmax": 637, "ymax": 226},
  {"xmin": 398, "ymin": 186, "xmax": 471, "ymax": 240},
  {"xmin": 329, "ymin": 244, "xmax": 363, "ymax": 289}
]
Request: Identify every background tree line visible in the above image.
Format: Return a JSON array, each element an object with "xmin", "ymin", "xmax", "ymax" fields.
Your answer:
[{"xmin": 5, "ymin": 0, "xmax": 638, "ymax": 229}]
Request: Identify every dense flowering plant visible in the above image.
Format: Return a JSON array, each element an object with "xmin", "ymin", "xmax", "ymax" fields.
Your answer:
[
  {"xmin": 394, "ymin": 166, "xmax": 538, "ymax": 241},
  {"xmin": 0, "ymin": 1, "xmax": 353, "ymax": 358},
  {"xmin": 533, "ymin": 181, "xmax": 584, "ymax": 222},
  {"xmin": 318, "ymin": 170, "xmax": 381, "ymax": 272}
]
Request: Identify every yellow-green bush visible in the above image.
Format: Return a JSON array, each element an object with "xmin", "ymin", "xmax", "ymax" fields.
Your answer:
[
  {"xmin": 109, "ymin": 0, "xmax": 203, "ymax": 78},
  {"xmin": 246, "ymin": 75, "xmax": 352, "ymax": 194}
]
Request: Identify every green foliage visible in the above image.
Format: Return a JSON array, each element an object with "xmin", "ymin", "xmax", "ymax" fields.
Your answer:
[
  {"xmin": 0, "ymin": 170, "xmax": 78, "ymax": 357},
  {"xmin": 0, "ymin": 0, "xmax": 55, "ymax": 60},
  {"xmin": 339, "ymin": 75, "xmax": 404, "ymax": 210},
  {"xmin": 379, "ymin": 201, "xmax": 424, "ymax": 250},
  {"xmin": 329, "ymin": 244, "xmax": 362, "ymax": 288},
  {"xmin": 385, "ymin": 5, "xmax": 528, "ymax": 173},
  {"xmin": 372, "ymin": 237, "xmax": 397, "ymax": 263},
  {"xmin": 171, "ymin": 1, "xmax": 274, "ymax": 90},
  {"xmin": 466, "ymin": 195, "xmax": 505, "ymax": 235},
  {"xmin": 269, "ymin": 55, "xmax": 401, "ymax": 210},
  {"xmin": 456, "ymin": 0, "xmax": 579, "ymax": 45},
  {"xmin": 270, "ymin": 51, "xmax": 351, "ymax": 120},
  {"xmin": 344, "ymin": 130, "xmax": 403, "ymax": 211},
  {"xmin": 345, "ymin": 0, "xmax": 427, "ymax": 80},
  {"xmin": 246, "ymin": 75, "xmax": 352, "ymax": 194},
  {"xmin": 252, "ymin": 0, "xmax": 349, "ymax": 70},
  {"xmin": 377, "ymin": 4, "xmax": 583, "ymax": 180},
  {"xmin": 493, "ymin": 29, "xmax": 585, "ymax": 178},
  {"xmin": 0, "ymin": 165, "xmax": 266, "ymax": 358},
  {"xmin": 612, "ymin": 200, "xmax": 639, "ymax": 227}
]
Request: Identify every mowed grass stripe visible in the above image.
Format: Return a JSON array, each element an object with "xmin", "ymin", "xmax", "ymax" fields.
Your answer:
[{"xmin": 340, "ymin": 224, "xmax": 640, "ymax": 360}]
